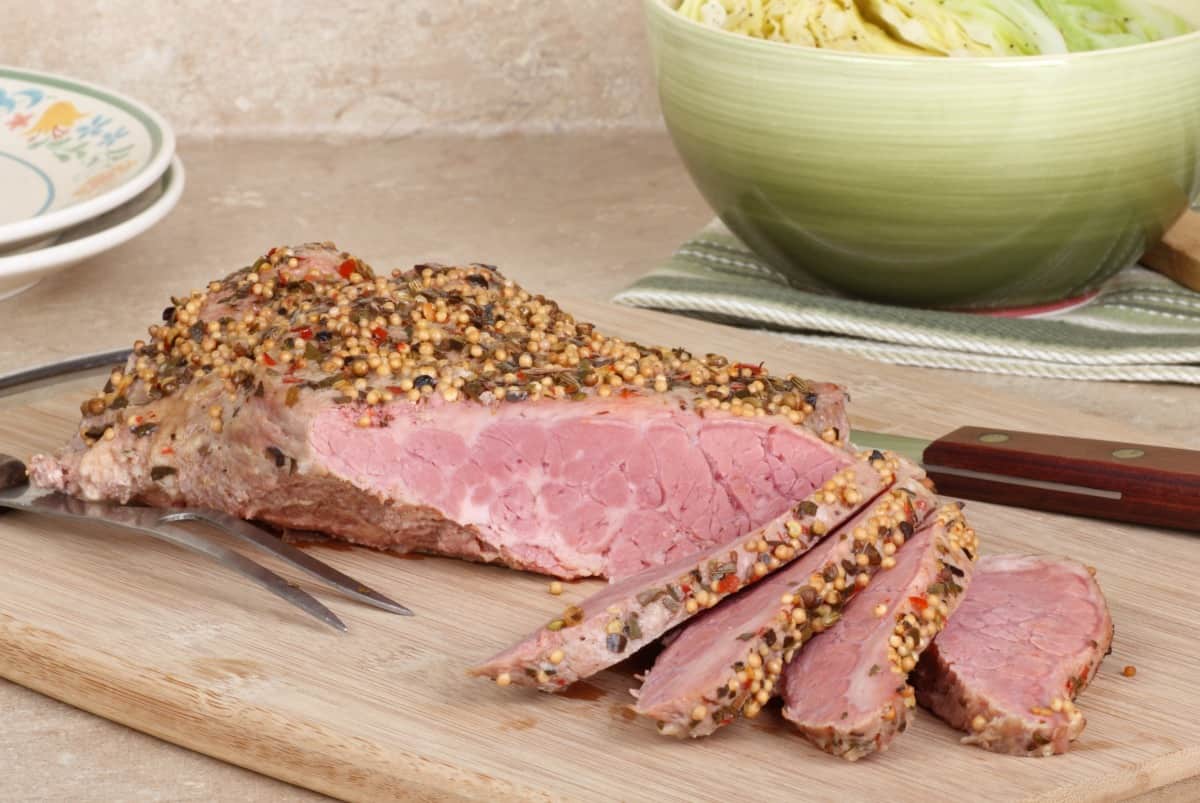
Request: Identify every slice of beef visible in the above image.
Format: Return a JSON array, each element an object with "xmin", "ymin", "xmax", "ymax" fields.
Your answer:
[
  {"xmin": 29, "ymin": 243, "xmax": 850, "ymax": 580},
  {"xmin": 472, "ymin": 457, "xmax": 900, "ymax": 691},
  {"xmin": 632, "ymin": 474, "xmax": 938, "ymax": 737},
  {"xmin": 779, "ymin": 504, "xmax": 977, "ymax": 760},
  {"xmin": 911, "ymin": 554, "xmax": 1113, "ymax": 756}
]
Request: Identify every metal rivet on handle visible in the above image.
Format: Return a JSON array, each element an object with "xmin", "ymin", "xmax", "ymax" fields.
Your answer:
[
  {"xmin": 978, "ymin": 433, "xmax": 1010, "ymax": 444},
  {"xmin": 1112, "ymin": 448, "xmax": 1146, "ymax": 460}
]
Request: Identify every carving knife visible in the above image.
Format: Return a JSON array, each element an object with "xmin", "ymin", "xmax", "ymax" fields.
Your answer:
[{"xmin": 853, "ymin": 427, "xmax": 1200, "ymax": 532}]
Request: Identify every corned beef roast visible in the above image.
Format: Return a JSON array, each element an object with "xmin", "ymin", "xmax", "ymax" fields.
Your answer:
[
  {"xmin": 28, "ymin": 242, "xmax": 1117, "ymax": 761},
  {"xmin": 912, "ymin": 554, "xmax": 1113, "ymax": 756},
  {"xmin": 29, "ymin": 243, "xmax": 851, "ymax": 580},
  {"xmin": 472, "ymin": 456, "xmax": 903, "ymax": 690},
  {"xmin": 632, "ymin": 476, "xmax": 937, "ymax": 737},
  {"xmin": 779, "ymin": 504, "xmax": 977, "ymax": 760}
]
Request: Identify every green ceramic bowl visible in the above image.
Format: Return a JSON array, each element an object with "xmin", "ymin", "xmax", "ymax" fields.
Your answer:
[{"xmin": 645, "ymin": 0, "xmax": 1200, "ymax": 309}]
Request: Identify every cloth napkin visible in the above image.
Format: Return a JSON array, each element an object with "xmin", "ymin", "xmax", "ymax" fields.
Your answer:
[{"xmin": 614, "ymin": 220, "xmax": 1200, "ymax": 384}]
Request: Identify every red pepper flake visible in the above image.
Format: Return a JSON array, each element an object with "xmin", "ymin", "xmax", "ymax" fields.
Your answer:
[
  {"xmin": 395, "ymin": 343, "xmax": 409, "ymax": 352},
  {"xmin": 297, "ymin": 326, "xmax": 314, "ymax": 340},
  {"xmin": 716, "ymin": 575, "xmax": 739, "ymax": 594},
  {"xmin": 1079, "ymin": 666, "xmax": 1089, "ymax": 682},
  {"xmin": 160, "ymin": 447, "xmax": 174, "ymax": 456},
  {"xmin": 266, "ymin": 247, "xmax": 277, "ymax": 258},
  {"xmin": 262, "ymin": 353, "xmax": 277, "ymax": 366},
  {"xmin": 619, "ymin": 388, "xmax": 637, "ymax": 399},
  {"xmin": 909, "ymin": 596, "xmax": 928, "ymax": 612},
  {"xmin": 681, "ymin": 584, "xmax": 692, "ymax": 595},
  {"xmin": 731, "ymin": 362, "xmax": 765, "ymax": 376},
  {"xmin": 337, "ymin": 259, "xmax": 356, "ymax": 279},
  {"xmin": 372, "ymin": 326, "xmax": 388, "ymax": 342},
  {"xmin": 282, "ymin": 376, "xmax": 304, "ymax": 384},
  {"xmin": 387, "ymin": 386, "xmax": 404, "ymax": 394}
]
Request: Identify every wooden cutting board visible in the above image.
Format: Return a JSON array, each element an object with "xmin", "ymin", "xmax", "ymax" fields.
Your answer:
[{"xmin": 1, "ymin": 300, "xmax": 1197, "ymax": 802}]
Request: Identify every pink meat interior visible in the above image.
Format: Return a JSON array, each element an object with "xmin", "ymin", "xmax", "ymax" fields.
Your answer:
[
  {"xmin": 934, "ymin": 556, "xmax": 1110, "ymax": 717},
  {"xmin": 782, "ymin": 521, "xmax": 938, "ymax": 724},
  {"xmin": 634, "ymin": 498, "xmax": 884, "ymax": 715},
  {"xmin": 310, "ymin": 394, "xmax": 851, "ymax": 578}
]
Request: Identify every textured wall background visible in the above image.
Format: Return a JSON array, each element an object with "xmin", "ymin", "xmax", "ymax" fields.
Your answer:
[{"xmin": 4, "ymin": 0, "xmax": 664, "ymax": 137}]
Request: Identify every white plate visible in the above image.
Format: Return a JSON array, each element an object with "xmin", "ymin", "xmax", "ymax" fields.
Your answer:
[
  {"xmin": 0, "ymin": 66, "xmax": 175, "ymax": 249},
  {"xmin": 0, "ymin": 155, "xmax": 185, "ymax": 301}
]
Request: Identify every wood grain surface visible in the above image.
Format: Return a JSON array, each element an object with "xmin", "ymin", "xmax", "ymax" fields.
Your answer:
[
  {"xmin": 1, "ymin": 300, "xmax": 1197, "ymax": 802},
  {"xmin": 1145, "ymin": 210, "xmax": 1200, "ymax": 292}
]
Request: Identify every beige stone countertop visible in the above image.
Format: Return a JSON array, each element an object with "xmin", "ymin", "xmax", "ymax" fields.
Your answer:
[{"xmin": 1, "ymin": 134, "xmax": 1197, "ymax": 801}]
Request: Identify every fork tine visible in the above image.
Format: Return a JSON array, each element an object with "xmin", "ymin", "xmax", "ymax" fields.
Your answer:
[
  {"xmin": 149, "ymin": 523, "xmax": 348, "ymax": 632},
  {"xmin": 160, "ymin": 509, "xmax": 413, "ymax": 616},
  {"xmin": 0, "ymin": 480, "xmax": 348, "ymax": 632}
]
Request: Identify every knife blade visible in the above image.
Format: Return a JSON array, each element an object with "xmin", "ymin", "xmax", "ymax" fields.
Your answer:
[
  {"xmin": 0, "ymin": 348, "xmax": 133, "ymax": 395},
  {"xmin": 853, "ymin": 426, "xmax": 1200, "ymax": 532}
]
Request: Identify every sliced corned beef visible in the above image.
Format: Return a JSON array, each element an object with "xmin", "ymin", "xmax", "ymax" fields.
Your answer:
[
  {"xmin": 911, "ymin": 554, "xmax": 1113, "ymax": 756},
  {"xmin": 779, "ymin": 504, "xmax": 977, "ymax": 760},
  {"xmin": 472, "ymin": 456, "xmax": 900, "ymax": 690},
  {"xmin": 632, "ymin": 475, "xmax": 937, "ymax": 737}
]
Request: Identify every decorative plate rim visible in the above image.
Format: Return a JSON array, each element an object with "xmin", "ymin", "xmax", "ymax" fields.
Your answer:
[
  {"xmin": 0, "ymin": 65, "xmax": 175, "ymax": 247},
  {"xmin": 0, "ymin": 154, "xmax": 184, "ymax": 280}
]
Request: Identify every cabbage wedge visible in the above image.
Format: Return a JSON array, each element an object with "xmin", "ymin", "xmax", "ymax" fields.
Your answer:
[
  {"xmin": 672, "ymin": 0, "xmax": 1193, "ymax": 55},
  {"xmin": 939, "ymin": 0, "xmax": 1070, "ymax": 54},
  {"xmin": 859, "ymin": 0, "xmax": 1069, "ymax": 55},
  {"xmin": 1034, "ymin": 0, "xmax": 1193, "ymax": 51},
  {"xmin": 675, "ymin": 0, "xmax": 931, "ymax": 54}
]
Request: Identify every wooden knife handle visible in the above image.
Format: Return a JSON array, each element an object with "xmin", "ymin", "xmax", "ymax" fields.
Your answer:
[
  {"xmin": 923, "ymin": 427, "xmax": 1200, "ymax": 532},
  {"xmin": 1144, "ymin": 208, "xmax": 1200, "ymax": 292}
]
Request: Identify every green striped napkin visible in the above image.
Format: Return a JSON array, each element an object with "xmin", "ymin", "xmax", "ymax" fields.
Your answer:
[{"xmin": 614, "ymin": 220, "xmax": 1200, "ymax": 384}]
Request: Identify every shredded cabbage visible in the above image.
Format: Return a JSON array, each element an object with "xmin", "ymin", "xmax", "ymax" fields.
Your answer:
[{"xmin": 671, "ymin": 0, "xmax": 1193, "ymax": 55}]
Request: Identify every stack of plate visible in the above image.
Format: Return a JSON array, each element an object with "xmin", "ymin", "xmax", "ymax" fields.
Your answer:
[{"xmin": 0, "ymin": 67, "xmax": 183, "ymax": 301}]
